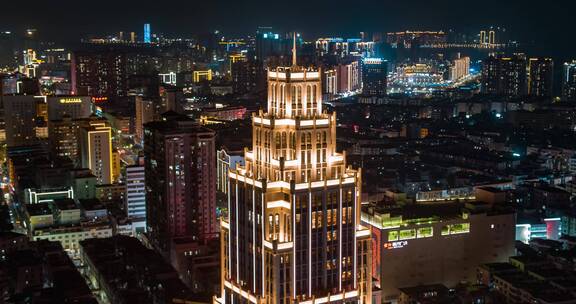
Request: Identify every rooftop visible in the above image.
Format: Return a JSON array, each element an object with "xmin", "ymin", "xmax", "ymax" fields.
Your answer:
[{"xmin": 53, "ymin": 198, "xmax": 79, "ymax": 211}]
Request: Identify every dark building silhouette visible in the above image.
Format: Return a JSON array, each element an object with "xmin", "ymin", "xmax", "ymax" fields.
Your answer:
[
  {"xmin": 528, "ymin": 58, "xmax": 554, "ymax": 98},
  {"xmin": 562, "ymin": 60, "xmax": 576, "ymax": 101},
  {"xmin": 481, "ymin": 54, "xmax": 527, "ymax": 96},
  {"xmin": 362, "ymin": 58, "xmax": 388, "ymax": 96},
  {"xmin": 144, "ymin": 115, "xmax": 217, "ymax": 256}
]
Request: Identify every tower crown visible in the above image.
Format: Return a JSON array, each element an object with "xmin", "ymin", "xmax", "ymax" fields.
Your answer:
[{"xmin": 266, "ymin": 65, "xmax": 322, "ymax": 119}]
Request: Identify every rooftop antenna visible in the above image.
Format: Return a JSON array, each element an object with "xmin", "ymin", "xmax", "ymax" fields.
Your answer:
[{"xmin": 292, "ymin": 31, "xmax": 297, "ymax": 66}]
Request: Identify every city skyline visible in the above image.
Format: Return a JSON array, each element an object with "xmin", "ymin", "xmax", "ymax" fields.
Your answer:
[
  {"xmin": 2, "ymin": 3, "xmax": 576, "ymax": 303},
  {"xmin": 1, "ymin": 0, "xmax": 575, "ymax": 57}
]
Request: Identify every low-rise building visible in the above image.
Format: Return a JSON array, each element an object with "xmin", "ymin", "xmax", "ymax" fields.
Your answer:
[
  {"xmin": 362, "ymin": 201, "xmax": 515, "ymax": 301},
  {"xmin": 80, "ymin": 236, "xmax": 209, "ymax": 304},
  {"xmin": 0, "ymin": 240, "xmax": 96, "ymax": 302},
  {"xmin": 32, "ymin": 221, "xmax": 113, "ymax": 254}
]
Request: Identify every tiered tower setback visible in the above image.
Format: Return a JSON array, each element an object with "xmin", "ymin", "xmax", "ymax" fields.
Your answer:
[{"xmin": 217, "ymin": 43, "xmax": 372, "ymax": 304}]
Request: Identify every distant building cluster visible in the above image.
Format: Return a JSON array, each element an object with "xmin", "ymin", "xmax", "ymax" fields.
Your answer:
[{"xmin": 1, "ymin": 22, "xmax": 576, "ymax": 304}]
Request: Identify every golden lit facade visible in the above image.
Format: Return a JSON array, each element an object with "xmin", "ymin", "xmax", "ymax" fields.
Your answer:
[
  {"xmin": 79, "ymin": 121, "xmax": 113, "ymax": 185},
  {"xmin": 218, "ymin": 59, "xmax": 372, "ymax": 304}
]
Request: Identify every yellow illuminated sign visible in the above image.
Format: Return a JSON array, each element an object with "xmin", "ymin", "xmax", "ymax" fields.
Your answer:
[{"xmin": 59, "ymin": 98, "xmax": 82, "ymax": 104}]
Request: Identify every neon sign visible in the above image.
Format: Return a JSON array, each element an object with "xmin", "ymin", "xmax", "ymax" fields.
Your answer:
[
  {"xmin": 59, "ymin": 98, "xmax": 82, "ymax": 104},
  {"xmin": 384, "ymin": 240, "xmax": 408, "ymax": 249}
]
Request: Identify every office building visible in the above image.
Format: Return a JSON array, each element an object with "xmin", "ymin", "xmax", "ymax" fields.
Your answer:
[
  {"xmin": 3, "ymin": 95, "xmax": 38, "ymax": 147},
  {"xmin": 79, "ymin": 120, "xmax": 113, "ymax": 184},
  {"xmin": 216, "ymin": 46, "xmax": 372, "ymax": 304},
  {"xmin": 144, "ymin": 116, "xmax": 217, "ymax": 256},
  {"xmin": 481, "ymin": 54, "xmax": 527, "ymax": 96},
  {"xmin": 144, "ymin": 23, "xmax": 151, "ymax": 43},
  {"xmin": 255, "ymin": 29, "xmax": 292, "ymax": 62},
  {"xmin": 125, "ymin": 164, "xmax": 146, "ymax": 219},
  {"xmin": 362, "ymin": 201, "xmax": 515, "ymax": 302},
  {"xmin": 49, "ymin": 116, "xmax": 101, "ymax": 165},
  {"xmin": 361, "ymin": 58, "xmax": 387, "ymax": 96},
  {"xmin": 527, "ymin": 58, "xmax": 554, "ymax": 98},
  {"xmin": 47, "ymin": 96, "xmax": 92, "ymax": 121},
  {"xmin": 562, "ymin": 60, "xmax": 576, "ymax": 101}
]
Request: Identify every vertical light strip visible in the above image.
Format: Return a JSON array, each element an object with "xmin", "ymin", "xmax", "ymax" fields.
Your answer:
[
  {"xmin": 292, "ymin": 193, "xmax": 296, "ymax": 299},
  {"xmin": 338, "ymin": 187, "xmax": 343, "ymax": 292},
  {"xmin": 353, "ymin": 186, "xmax": 357, "ymax": 288},
  {"xmin": 308, "ymin": 191, "xmax": 312, "ymax": 297},
  {"xmin": 235, "ymin": 182, "xmax": 239, "ymax": 280},
  {"xmin": 252, "ymin": 187, "xmax": 256, "ymax": 293},
  {"xmin": 227, "ymin": 179, "xmax": 232, "ymax": 279},
  {"xmin": 261, "ymin": 192, "xmax": 265, "ymax": 294}
]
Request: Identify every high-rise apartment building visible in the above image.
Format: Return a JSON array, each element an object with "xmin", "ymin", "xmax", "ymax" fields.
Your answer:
[
  {"xmin": 336, "ymin": 59, "xmax": 360, "ymax": 94},
  {"xmin": 528, "ymin": 58, "xmax": 554, "ymax": 98},
  {"xmin": 135, "ymin": 96, "xmax": 155, "ymax": 144},
  {"xmin": 362, "ymin": 58, "xmax": 388, "ymax": 96},
  {"xmin": 79, "ymin": 120, "xmax": 113, "ymax": 185},
  {"xmin": 217, "ymin": 46, "xmax": 372, "ymax": 304},
  {"xmin": 481, "ymin": 54, "xmax": 527, "ymax": 96},
  {"xmin": 231, "ymin": 56, "xmax": 264, "ymax": 95},
  {"xmin": 144, "ymin": 116, "xmax": 217, "ymax": 255},
  {"xmin": 449, "ymin": 55, "xmax": 470, "ymax": 82},
  {"xmin": 72, "ymin": 50, "xmax": 128, "ymax": 97},
  {"xmin": 562, "ymin": 60, "xmax": 576, "ymax": 102}
]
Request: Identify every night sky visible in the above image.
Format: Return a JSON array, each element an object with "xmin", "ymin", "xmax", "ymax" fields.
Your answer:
[{"xmin": 1, "ymin": 0, "xmax": 575, "ymax": 57}]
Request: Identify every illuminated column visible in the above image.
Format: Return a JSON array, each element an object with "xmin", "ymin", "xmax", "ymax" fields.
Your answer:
[{"xmin": 220, "ymin": 59, "xmax": 371, "ymax": 304}]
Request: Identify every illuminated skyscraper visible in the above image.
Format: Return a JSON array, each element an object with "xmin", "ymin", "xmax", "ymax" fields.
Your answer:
[
  {"xmin": 144, "ymin": 23, "xmax": 151, "ymax": 43},
  {"xmin": 217, "ymin": 37, "xmax": 372, "ymax": 304},
  {"xmin": 79, "ymin": 120, "xmax": 113, "ymax": 185}
]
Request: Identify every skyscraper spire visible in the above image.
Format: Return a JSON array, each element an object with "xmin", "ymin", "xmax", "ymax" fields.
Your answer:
[{"xmin": 292, "ymin": 31, "xmax": 297, "ymax": 66}]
